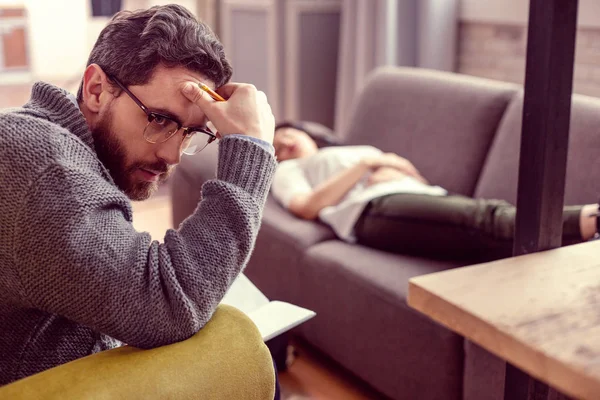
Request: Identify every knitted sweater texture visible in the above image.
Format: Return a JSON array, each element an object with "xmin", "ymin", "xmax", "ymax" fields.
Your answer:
[{"xmin": 0, "ymin": 82, "xmax": 276, "ymax": 386}]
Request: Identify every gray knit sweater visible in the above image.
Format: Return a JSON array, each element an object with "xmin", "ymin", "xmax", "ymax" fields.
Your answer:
[{"xmin": 0, "ymin": 82, "xmax": 276, "ymax": 386}]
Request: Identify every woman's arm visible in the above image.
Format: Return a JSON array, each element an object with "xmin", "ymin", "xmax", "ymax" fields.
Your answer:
[
  {"xmin": 288, "ymin": 161, "xmax": 370, "ymax": 220},
  {"xmin": 276, "ymin": 152, "xmax": 428, "ymax": 221},
  {"xmin": 364, "ymin": 153, "xmax": 428, "ymax": 184}
]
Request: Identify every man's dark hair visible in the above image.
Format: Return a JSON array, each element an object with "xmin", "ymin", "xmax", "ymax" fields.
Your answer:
[{"xmin": 77, "ymin": 4, "xmax": 232, "ymax": 101}]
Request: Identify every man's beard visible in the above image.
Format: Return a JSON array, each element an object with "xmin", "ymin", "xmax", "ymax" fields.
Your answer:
[{"xmin": 91, "ymin": 111, "xmax": 172, "ymax": 201}]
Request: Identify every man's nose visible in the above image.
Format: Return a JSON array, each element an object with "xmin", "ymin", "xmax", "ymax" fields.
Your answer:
[{"xmin": 155, "ymin": 131, "xmax": 183, "ymax": 165}]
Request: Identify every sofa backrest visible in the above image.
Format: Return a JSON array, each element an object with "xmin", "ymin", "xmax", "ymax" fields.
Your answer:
[
  {"xmin": 475, "ymin": 93, "xmax": 600, "ymax": 205},
  {"xmin": 341, "ymin": 67, "xmax": 518, "ymax": 196}
]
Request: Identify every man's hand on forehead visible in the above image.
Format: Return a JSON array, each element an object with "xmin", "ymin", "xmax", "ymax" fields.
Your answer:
[{"xmin": 181, "ymin": 81, "xmax": 275, "ymax": 144}]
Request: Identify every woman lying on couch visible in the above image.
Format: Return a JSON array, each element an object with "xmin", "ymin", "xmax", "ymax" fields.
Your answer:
[{"xmin": 271, "ymin": 121, "xmax": 599, "ymax": 263}]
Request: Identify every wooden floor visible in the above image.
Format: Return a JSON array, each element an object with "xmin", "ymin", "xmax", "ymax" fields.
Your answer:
[{"xmin": 280, "ymin": 339, "xmax": 386, "ymax": 400}]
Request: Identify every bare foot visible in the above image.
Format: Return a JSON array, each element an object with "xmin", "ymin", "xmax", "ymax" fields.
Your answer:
[{"xmin": 580, "ymin": 204, "xmax": 598, "ymax": 240}]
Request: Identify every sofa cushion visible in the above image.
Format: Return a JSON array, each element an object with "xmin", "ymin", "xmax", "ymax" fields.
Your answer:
[
  {"xmin": 475, "ymin": 93, "xmax": 600, "ymax": 205},
  {"xmin": 342, "ymin": 67, "xmax": 518, "ymax": 196},
  {"xmin": 261, "ymin": 196, "xmax": 335, "ymax": 249},
  {"xmin": 293, "ymin": 240, "xmax": 464, "ymax": 400},
  {"xmin": 244, "ymin": 196, "xmax": 336, "ymax": 305}
]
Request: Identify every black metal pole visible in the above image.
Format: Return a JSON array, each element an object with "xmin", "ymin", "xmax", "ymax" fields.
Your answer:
[
  {"xmin": 513, "ymin": 0, "xmax": 579, "ymax": 254},
  {"xmin": 506, "ymin": 0, "xmax": 579, "ymax": 399},
  {"xmin": 504, "ymin": 0, "xmax": 578, "ymax": 400}
]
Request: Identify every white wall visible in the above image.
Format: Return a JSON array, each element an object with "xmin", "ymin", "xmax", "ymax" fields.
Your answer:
[
  {"xmin": 25, "ymin": 0, "xmax": 88, "ymax": 80},
  {"xmin": 8, "ymin": 0, "xmax": 199, "ymax": 81},
  {"xmin": 0, "ymin": 0, "xmax": 25, "ymax": 6},
  {"xmin": 0, "ymin": 0, "xmax": 84, "ymax": 81},
  {"xmin": 460, "ymin": 0, "xmax": 600, "ymax": 28}
]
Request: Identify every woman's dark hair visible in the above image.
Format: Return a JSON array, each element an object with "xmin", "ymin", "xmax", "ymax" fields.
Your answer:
[
  {"xmin": 275, "ymin": 121, "xmax": 341, "ymax": 148},
  {"xmin": 77, "ymin": 4, "xmax": 232, "ymax": 101}
]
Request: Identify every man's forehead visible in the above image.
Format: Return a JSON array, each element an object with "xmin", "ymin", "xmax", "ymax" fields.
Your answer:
[
  {"xmin": 147, "ymin": 66, "xmax": 215, "ymax": 91},
  {"xmin": 135, "ymin": 66, "xmax": 214, "ymax": 125}
]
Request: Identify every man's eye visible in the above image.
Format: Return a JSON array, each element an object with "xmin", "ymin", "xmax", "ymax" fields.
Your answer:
[{"xmin": 152, "ymin": 115, "xmax": 171, "ymax": 126}]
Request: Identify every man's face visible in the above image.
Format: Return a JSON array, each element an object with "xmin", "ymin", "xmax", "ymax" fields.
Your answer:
[{"xmin": 90, "ymin": 65, "xmax": 215, "ymax": 201}]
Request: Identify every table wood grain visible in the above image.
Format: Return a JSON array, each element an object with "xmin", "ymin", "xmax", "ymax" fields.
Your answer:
[{"xmin": 408, "ymin": 240, "xmax": 600, "ymax": 400}]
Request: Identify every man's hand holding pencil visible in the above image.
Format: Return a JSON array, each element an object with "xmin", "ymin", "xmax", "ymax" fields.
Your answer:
[{"xmin": 181, "ymin": 81, "xmax": 275, "ymax": 145}]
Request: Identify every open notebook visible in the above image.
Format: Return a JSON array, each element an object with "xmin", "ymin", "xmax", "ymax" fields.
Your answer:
[{"xmin": 221, "ymin": 274, "xmax": 316, "ymax": 342}]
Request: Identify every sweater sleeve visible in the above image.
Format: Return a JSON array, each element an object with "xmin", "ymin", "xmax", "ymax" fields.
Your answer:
[{"xmin": 13, "ymin": 136, "xmax": 276, "ymax": 349}]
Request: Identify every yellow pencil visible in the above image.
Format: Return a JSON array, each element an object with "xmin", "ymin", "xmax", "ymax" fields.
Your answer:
[{"xmin": 198, "ymin": 82, "xmax": 226, "ymax": 102}]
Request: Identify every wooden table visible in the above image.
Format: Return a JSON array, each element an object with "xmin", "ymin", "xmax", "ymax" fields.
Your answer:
[{"xmin": 408, "ymin": 240, "xmax": 600, "ymax": 400}]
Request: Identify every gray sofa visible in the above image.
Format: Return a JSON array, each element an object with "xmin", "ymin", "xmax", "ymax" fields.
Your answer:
[{"xmin": 170, "ymin": 67, "xmax": 600, "ymax": 400}]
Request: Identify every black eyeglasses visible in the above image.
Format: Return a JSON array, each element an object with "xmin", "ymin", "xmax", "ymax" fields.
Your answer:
[{"xmin": 108, "ymin": 75, "xmax": 217, "ymax": 155}]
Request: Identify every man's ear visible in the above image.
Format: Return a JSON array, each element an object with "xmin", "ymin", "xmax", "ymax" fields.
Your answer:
[{"xmin": 81, "ymin": 64, "xmax": 113, "ymax": 113}]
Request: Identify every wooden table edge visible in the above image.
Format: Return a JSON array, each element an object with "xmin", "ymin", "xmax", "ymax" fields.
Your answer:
[{"xmin": 407, "ymin": 279, "xmax": 600, "ymax": 400}]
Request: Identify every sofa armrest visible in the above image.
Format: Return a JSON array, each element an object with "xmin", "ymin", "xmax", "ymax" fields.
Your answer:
[{"xmin": 0, "ymin": 305, "xmax": 275, "ymax": 400}]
